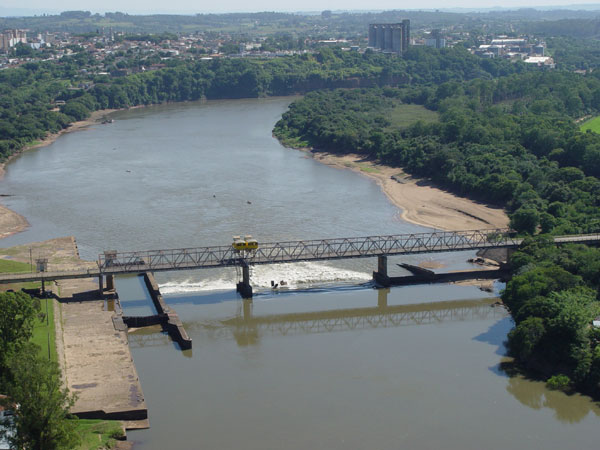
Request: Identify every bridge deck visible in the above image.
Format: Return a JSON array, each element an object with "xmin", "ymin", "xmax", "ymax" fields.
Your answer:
[{"xmin": 0, "ymin": 229, "xmax": 598, "ymax": 284}]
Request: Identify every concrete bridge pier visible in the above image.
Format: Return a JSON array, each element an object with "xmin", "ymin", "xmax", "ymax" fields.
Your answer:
[
  {"xmin": 373, "ymin": 255, "xmax": 391, "ymax": 287},
  {"xmin": 236, "ymin": 262, "xmax": 253, "ymax": 298},
  {"xmin": 98, "ymin": 274, "xmax": 115, "ymax": 295},
  {"xmin": 106, "ymin": 274, "xmax": 115, "ymax": 291}
]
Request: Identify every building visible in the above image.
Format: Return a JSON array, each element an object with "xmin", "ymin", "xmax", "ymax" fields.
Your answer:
[
  {"xmin": 0, "ymin": 29, "xmax": 27, "ymax": 52},
  {"xmin": 368, "ymin": 20, "xmax": 410, "ymax": 55},
  {"xmin": 523, "ymin": 56, "xmax": 555, "ymax": 69},
  {"xmin": 425, "ymin": 29, "xmax": 446, "ymax": 49}
]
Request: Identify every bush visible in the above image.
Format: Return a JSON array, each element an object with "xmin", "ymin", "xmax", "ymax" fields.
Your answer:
[{"xmin": 546, "ymin": 374, "xmax": 572, "ymax": 391}]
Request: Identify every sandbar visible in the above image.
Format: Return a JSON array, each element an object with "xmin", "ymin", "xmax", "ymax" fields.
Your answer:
[{"xmin": 309, "ymin": 151, "xmax": 509, "ymax": 231}]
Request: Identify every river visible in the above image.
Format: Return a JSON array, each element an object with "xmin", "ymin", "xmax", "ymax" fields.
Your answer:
[{"xmin": 1, "ymin": 97, "xmax": 599, "ymax": 449}]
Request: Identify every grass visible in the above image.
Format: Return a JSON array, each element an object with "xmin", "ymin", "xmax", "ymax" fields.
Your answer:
[
  {"xmin": 0, "ymin": 259, "xmax": 33, "ymax": 273},
  {"xmin": 580, "ymin": 115, "xmax": 600, "ymax": 133},
  {"xmin": 359, "ymin": 165, "xmax": 379, "ymax": 173},
  {"xmin": 0, "ymin": 258, "xmax": 42, "ymax": 292},
  {"xmin": 73, "ymin": 419, "xmax": 125, "ymax": 450},
  {"xmin": 31, "ymin": 296, "xmax": 57, "ymax": 363},
  {"xmin": 387, "ymin": 104, "xmax": 439, "ymax": 129}
]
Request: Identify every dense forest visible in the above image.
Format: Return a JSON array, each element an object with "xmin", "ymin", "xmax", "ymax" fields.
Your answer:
[
  {"xmin": 502, "ymin": 238, "xmax": 600, "ymax": 396},
  {"xmin": 0, "ymin": 46, "xmax": 518, "ymax": 161}
]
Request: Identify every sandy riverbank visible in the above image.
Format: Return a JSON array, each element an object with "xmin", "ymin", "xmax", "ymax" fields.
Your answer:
[
  {"xmin": 308, "ymin": 151, "xmax": 509, "ymax": 231},
  {"xmin": 0, "ymin": 109, "xmax": 119, "ymax": 240}
]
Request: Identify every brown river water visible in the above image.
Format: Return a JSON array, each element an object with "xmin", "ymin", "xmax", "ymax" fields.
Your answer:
[{"xmin": 1, "ymin": 98, "xmax": 598, "ymax": 449}]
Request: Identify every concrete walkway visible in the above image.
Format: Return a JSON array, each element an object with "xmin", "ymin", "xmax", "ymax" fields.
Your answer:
[{"xmin": 57, "ymin": 277, "xmax": 148, "ymax": 426}]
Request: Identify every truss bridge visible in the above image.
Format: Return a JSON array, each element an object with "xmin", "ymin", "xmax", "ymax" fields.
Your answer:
[{"xmin": 0, "ymin": 229, "xmax": 598, "ymax": 297}]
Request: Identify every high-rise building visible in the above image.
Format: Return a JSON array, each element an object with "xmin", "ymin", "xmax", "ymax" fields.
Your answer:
[
  {"xmin": 368, "ymin": 21, "xmax": 410, "ymax": 55},
  {"xmin": 0, "ymin": 29, "xmax": 27, "ymax": 52},
  {"xmin": 425, "ymin": 29, "xmax": 446, "ymax": 49}
]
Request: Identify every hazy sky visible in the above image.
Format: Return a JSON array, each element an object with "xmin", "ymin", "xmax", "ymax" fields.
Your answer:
[{"xmin": 2, "ymin": 0, "xmax": 600, "ymax": 14}]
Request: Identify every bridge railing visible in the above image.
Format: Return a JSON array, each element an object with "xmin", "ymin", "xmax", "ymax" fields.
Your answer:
[{"xmin": 97, "ymin": 228, "xmax": 519, "ymax": 273}]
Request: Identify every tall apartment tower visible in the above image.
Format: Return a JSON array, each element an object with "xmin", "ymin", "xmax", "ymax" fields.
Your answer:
[
  {"xmin": 368, "ymin": 21, "xmax": 410, "ymax": 55},
  {"xmin": 0, "ymin": 29, "xmax": 27, "ymax": 53}
]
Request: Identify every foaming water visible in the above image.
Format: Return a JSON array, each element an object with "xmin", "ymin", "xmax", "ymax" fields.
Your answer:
[{"xmin": 158, "ymin": 261, "xmax": 372, "ymax": 295}]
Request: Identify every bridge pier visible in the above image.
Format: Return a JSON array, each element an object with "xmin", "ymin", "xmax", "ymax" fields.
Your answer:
[
  {"xmin": 236, "ymin": 262, "xmax": 253, "ymax": 298},
  {"xmin": 106, "ymin": 274, "xmax": 115, "ymax": 291},
  {"xmin": 373, "ymin": 255, "xmax": 391, "ymax": 287},
  {"xmin": 98, "ymin": 275, "xmax": 104, "ymax": 295}
]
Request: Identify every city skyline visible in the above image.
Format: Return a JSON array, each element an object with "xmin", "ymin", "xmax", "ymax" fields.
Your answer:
[{"xmin": 1, "ymin": 0, "xmax": 600, "ymax": 16}]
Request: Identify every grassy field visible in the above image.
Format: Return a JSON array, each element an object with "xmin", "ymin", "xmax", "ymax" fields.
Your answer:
[
  {"xmin": 387, "ymin": 104, "xmax": 439, "ymax": 129},
  {"xmin": 0, "ymin": 259, "xmax": 33, "ymax": 273},
  {"xmin": 580, "ymin": 115, "xmax": 600, "ymax": 133},
  {"xmin": 0, "ymin": 259, "xmax": 42, "ymax": 292},
  {"xmin": 31, "ymin": 296, "xmax": 57, "ymax": 362},
  {"xmin": 73, "ymin": 420, "xmax": 125, "ymax": 450}
]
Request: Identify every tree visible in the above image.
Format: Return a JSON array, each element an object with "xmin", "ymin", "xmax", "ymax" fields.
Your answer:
[
  {"xmin": 1, "ymin": 345, "xmax": 79, "ymax": 450},
  {"xmin": 507, "ymin": 316, "xmax": 546, "ymax": 361},
  {"xmin": 0, "ymin": 291, "xmax": 37, "ymax": 377},
  {"xmin": 510, "ymin": 207, "xmax": 540, "ymax": 235}
]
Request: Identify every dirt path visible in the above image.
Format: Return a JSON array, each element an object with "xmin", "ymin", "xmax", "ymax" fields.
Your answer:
[{"xmin": 57, "ymin": 277, "xmax": 147, "ymax": 424}]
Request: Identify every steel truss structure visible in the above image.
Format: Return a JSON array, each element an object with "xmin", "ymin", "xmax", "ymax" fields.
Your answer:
[
  {"xmin": 97, "ymin": 229, "xmax": 600, "ymax": 274},
  {"xmin": 0, "ymin": 230, "xmax": 597, "ymax": 284},
  {"xmin": 99, "ymin": 228, "xmax": 526, "ymax": 274}
]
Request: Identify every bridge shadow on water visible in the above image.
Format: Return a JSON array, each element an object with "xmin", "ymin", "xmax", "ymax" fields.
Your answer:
[{"xmin": 127, "ymin": 281, "xmax": 508, "ymax": 351}]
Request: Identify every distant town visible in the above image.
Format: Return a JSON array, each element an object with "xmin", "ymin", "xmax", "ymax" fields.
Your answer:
[{"xmin": 1, "ymin": 19, "xmax": 555, "ymax": 73}]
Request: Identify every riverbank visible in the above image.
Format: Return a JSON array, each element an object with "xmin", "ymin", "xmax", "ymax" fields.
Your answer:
[
  {"xmin": 0, "ymin": 109, "xmax": 120, "ymax": 241},
  {"xmin": 307, "ymin": 151, "xmax": 509, "ymax": 231}
]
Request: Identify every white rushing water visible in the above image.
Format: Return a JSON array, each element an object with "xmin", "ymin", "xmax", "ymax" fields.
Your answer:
[{"xmin": 158, "ymin": 261, "xmax": 372, "ymax": 294}]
